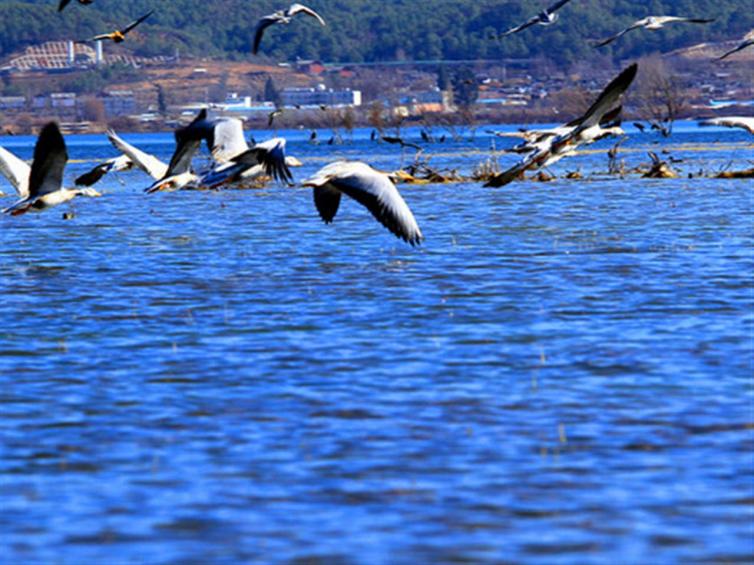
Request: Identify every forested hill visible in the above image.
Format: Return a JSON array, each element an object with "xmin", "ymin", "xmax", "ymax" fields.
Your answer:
[{"xmin": 1, "ymin": 0, "xmax": 751, "ymax": 65}]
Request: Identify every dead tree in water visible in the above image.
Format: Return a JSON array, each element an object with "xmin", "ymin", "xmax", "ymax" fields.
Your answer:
[{"xmin": 636, "ymin": 55, "xmax": 686, "ymax": 137}]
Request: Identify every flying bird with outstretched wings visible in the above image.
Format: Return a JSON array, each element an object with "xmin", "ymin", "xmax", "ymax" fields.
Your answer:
[
  {"xmin": 496, "ymin": 0, "xmax": 575, "ymax": 37},
  {"xmin": 594, "ymin": 16, "xmax": 714, "ymax": 48},
  {"xmin": 253, "ymin": 3, "xmax": 326, "ymax": 54},
  {"xmin": 85, "ymin": 10, "xmax": 154, "ymax": 43}
]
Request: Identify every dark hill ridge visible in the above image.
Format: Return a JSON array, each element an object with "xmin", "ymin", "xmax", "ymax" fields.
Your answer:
[{"xmin": 0, "ymin": 0, "xmax": 751, "ymax": 65}]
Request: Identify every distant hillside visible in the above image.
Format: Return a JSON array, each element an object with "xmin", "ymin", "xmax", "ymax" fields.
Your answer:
[{"xmin": 1, "ymin": 0, "xmax": 751, "ymax": 66}]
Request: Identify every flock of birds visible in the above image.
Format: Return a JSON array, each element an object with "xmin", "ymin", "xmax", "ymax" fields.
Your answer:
[{"xmin": 0, "ymin": 0, "xmax": 751, "ymax": 246}]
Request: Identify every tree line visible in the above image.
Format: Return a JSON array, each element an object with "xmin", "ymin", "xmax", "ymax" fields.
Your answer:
[{"xmin": 0, "ymin": 0, "xmax": 750, "ymax": 66}]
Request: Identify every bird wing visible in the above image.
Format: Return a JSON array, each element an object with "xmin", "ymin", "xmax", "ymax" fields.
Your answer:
[
  {"xmin": 499, "ymin": 15, "xmax": 540, "ymax": 37},
  {"xmin": 658, "ymin": 16, "xmax": 715, "ymax": 25},
  {"xmin": 574, "ymin": 64, "xmax": 638, "ymax": 131},
  {"xmin": 210, "ymin": 118, "xmax": 248, "ymax": 163},
  {"xmin": 312, "ymin": 185, "xmax": 342, "ymax": 223},
  {"xmin": 0, "ymin": 145, "xmax": 31, "ymax": 198},
  {"xmin": 232, "ymin": 137, "xmax": 292, "ymax": 183},
  {"xmin": 90, "ymin": 34, "xmax": 112, "ymax": 42},
  {"xmin": 28, "ymin": 122, "xmax": 67, "ymax": 199},
  {"xmin": 485, "ymin": 143, "xmax": 549, "ymax": 187},
  {"xmin": 699, "ymin": 117, "xmax": 754, "ymax": 134},
  {"xmin": 304, "ymin": 161, "xmax": 423, "ymax": 245},
  {"xmin": 121, "ymin": 10, "xmax": 154, "ymax": 35},
  {"xmin": 253, "ymin": 16, "xmax": 280, "ymax": 54},
  {"xmin": 75, "ymin": 163, "xmax": 110, "ymax": 186},
  {"xmin": 58, "ymin": 0, "xmax": 72, "ymax": 11},
  {"xmin": 594, "ymin": 20, "xmax": 644, "ymax": 47},
  {"xmin": 165, "ymin": 137, "xmax": 200, "ymax": 177},
  {"xmin": 288, "ymin": 3, "xmax": 326, "ymax": 26},
  {"xmin": 107, "ymin": 129, "xmax": 168, "ymax": 179},
  {"xmin": 719, "ymin": 38, "xmax": 754, "ymax": 60},
  {"xmin": 546, "ymin": 0, "xmax": 574, "ymax": 14}
]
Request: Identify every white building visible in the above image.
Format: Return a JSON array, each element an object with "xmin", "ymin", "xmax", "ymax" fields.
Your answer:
[{"xmin": 280, "ymin": 85, "xmax": 362, "ymax": 108}]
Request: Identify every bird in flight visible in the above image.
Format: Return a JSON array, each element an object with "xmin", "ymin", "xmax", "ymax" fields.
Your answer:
[
  {"xmin": 58, "ymin": 0, "xmax": 93, "ymax": 12},
  {"xmin": 253, "ymin": 3, "xmax": 326, "ymax": 55},
  {"xmin": 718, "ymin": 31, "xmax": 754, "ymax": 60},
  {"xmin": 380, "ymin": 135, "xmax": 423, "ymax": 152},
  {"xmin": 486, "ymin": 63, "xmax": 638, "ymax": 188},
  {"xmin": 594, "ymin": 16, "xmax": 714, "ymax": 48},
  {"xmin": 496, "ymin": 0, "xmax": 575, "ymax": 37},
  {"xmin": 698, "ymin": 116, "xmax": 754, "ymax": 134},
  {"xmin": 75, "ymin": 155, "xmax": 133, "ymax": 187},
  {"xmin": 2, "ymin": 123, "xmax": 100, "ymax": 216},
  {"xmin": 85, "ymin": 10, "xmax": 154, "ymax": 43},
  {"xmin": 303, "ymin": 161, "xmax": 424, "ymax": 246}
]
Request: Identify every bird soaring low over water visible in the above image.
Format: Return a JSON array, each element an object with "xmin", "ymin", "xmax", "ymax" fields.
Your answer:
[
  {"xmin": 2, "ymin": 123, "xmax": 100, "ymax": 216},
  {"xmin": 253, "ymin": 3, "xmax": 326, "ymax": 54},
  {"xmin": 486, "ymin": 63, "xmax": 638, "ymax": 188},
  {"xmin": 303, "ymin": 161, "xmax": 424, "ymax": 245},
  {"xmin": 698, "ymin": 117, "xmax": 754, "ymax": 134},
  {"xmin": 496, "ymin": 0, "xmax": 574, "ymax": 37},
  {"xmin": 86, "ymin": 10, "xmax": 154, "ymax": 43},
  {"xmin": 594, "ymin": 16, "xmax": 714, "ymax": 48},
  {"xmin": 75, "ymin": 155, "xmax": 133, "ymax": 187},
  {"xmin": 59, "ymin": 0, "xmax": 93, "ymax": 12}
]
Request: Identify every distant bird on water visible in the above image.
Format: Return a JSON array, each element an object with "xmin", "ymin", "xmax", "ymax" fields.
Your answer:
[
  {"xmin": 59, "ymin": 0, "xmax": 93, "ymax": 11},
  {"xmin": 718, "ymin": 32, "xmax": 754, "ymax": 60},
  {"xmin": 253, "ymin": 3, "xmax": 326, "ymax": 54},
  {"xmin": 303, "ymin": 161, "xmax": 424, "ymax": 245},
  {"xmin": 698, "ymin": 117, "xmax": 754, "ymax": 134},
  {"xmin": 496, "ymin": 0, "xmax": 575, "ymax": 37},
  {"xmin": 594, "ymin": 16, "xmax": 714, "ymax": 48},
  {"xmin": 2, "ymin": 123, "xmax": 100, "ymax": 216},
  {"xmin": 85, "ymin": 10, "xmax": 154, "ymax": 43}
]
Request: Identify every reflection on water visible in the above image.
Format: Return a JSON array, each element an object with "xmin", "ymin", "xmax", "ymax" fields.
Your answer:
[{"xmin": 0, "ymin": 125, "xmax": 752, "ymax": 563}]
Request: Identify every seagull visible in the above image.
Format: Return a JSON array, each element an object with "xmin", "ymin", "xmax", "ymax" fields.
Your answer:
[
  {"xmin": 86, "ymin": 10, "xmax": 154, "ymax": 43},
  {"xmin": 497, "ymin": 0, "xmax": 574, "ymax": 37},
  {"xmin": 253, "ymin": 3, "xmax": 326, "ymax": 55},
  {"xmin": 303, "ymin": 161, "xmax": 424, "ymax": 245},
  {"xmin": 59, "ymin": 0, "xmax": 93, "ymax": 11},
  {"xmin": 718, "ymin": 32, "xmax": 754, "ymax": 60},
  {"xmin": 594, "ymin": 16, "xmax": 714, "ymax": 48},
  {"xmin": 486, "ymin": 64, "xmax": 637, "ymax": 187},
  {"xmin": 698, "ymin": 117, "xmax": 754, "ymax": 134},
  {"xmin": 2, "ymin": 123, "xmax": 100, "ymax": 216},
  {"xmin": 75, "ymin": 155, "xmax": 133, "ymax": 186}
]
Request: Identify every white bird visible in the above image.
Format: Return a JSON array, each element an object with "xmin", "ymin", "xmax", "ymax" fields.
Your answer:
[
  {"xmin": 253, "ymin": 3, "xmax": 326, "ymax": 55},
  {"xmin": 2, "ymin": 123, "xmax": 100, "ymax": 216},
  {"xmin": 595, "ymin": 16, "xmax": 715, "ymax": 48},
  {"xmin": 718, "ymin": 31, "xmax": 754, "ymax": 60},
  {"xmin": 698, "ymin": 117, "xmax": 754, "ymax": 134},
  {"xmin": 497, "ymin": 0, "xmax": 574, "ymax": 37},
  {"xmin": 486, "ymin": 64, "xmax": 637, "ymax": 187},
  {"xmin": 0, "ymin": 145, "xmax": 32, "ymax": 198},
  {"xmin": 107, "ymin": 129, "xmax": 169, "ymax": 181},
  {"xmin": 303, "ymin": 161, "xmax": 424, "ymax": 245},
  {"xmin": 200, "ymin": 137, "xmax": 293, "ymax": 188},
  {"xmin": 75, "ymin": 154, "xmax": 133, "ymax": 186}
]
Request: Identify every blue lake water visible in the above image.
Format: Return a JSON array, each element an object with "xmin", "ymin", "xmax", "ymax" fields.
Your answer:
[{"xmin": 0, "ymin": 123, "xmax": 752, "ymax": 563}]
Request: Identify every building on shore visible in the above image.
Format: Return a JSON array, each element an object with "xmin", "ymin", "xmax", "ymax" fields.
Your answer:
[{"xmin": 280, "ymin": 85, "xmax": 362, "ymax": 108}]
